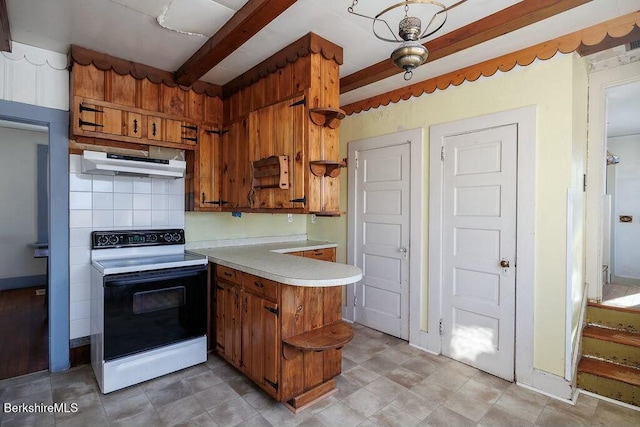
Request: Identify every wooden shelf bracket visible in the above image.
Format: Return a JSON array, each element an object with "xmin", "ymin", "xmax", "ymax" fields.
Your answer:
[
  {"xmin": 252, "ymin": 155, "xmax": 290, "ymax": 190},
  {"xmin": 309, "ymin": 107, "xmax": 346, "ymax": 129},
  {"xmin": 309, "ymin": 160, "xmax": 346, "ymax": 178}
]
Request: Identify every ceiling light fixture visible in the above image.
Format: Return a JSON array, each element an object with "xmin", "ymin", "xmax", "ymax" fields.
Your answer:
[{"xmin": 348, "ymin": 0, "xmax": 466, "ymax": 80}]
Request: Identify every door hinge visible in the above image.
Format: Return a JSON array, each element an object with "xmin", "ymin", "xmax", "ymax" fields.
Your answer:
[
  {"xmin": 289, "ymin": 97, "xmax": 306, "ymax": 107},
  {"xmin": 206, "ymin": 129, "xmax": 229, "ymax": 136},
  {"xmin": 439, "ymin": 319, "xmax": 443, "ymax": 336},
  {"xmin": 264, "ymin": 378, "xmax": 279, "ymax": 390},
  {"xmin": 354, "ymin": 295, "xmax": 358, "ymax": 307},
  {"xmin": 440, "ymin": 146, "xmax": 445, "ymax": 161},
  {"xmin": 354, "ymin": 153, "xmax": 359, "ymax": 169},
  {"xmin": 264, "ymin": 306, "xmax": 279, "ymax": 316},
  {"xmin": 583, "ymin": 174, "xmax": 587, "ymax": 192}
]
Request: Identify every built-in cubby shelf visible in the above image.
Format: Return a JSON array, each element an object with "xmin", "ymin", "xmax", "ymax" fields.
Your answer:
[{"xmin": 282, "ymin": 321, "xmax": 354, "ymax": 360}]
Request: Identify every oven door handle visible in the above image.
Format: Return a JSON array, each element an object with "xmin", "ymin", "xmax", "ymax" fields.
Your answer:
[{"xmin": 104, "ymin": 267, "xmax": 206, "ymax": 287}]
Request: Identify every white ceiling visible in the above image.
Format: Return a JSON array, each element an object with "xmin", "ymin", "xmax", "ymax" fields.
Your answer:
[{"xmin": 5, "ymin": 0, "xmax": 640, "ymax": 109}]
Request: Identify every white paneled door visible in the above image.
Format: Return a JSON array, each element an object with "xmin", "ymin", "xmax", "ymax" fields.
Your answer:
[
  {"xmin": 441, "ymin": 124, "xmax": 517, "ymax": 380},
  {"xmin": 354, "ymin": 143, "xmax": 411, "ymax": 340}
]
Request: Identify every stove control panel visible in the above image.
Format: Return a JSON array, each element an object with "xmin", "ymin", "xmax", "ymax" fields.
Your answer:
[{"xmin": 92, "ymin": 229, "xmax": 185, "ymax": 249}]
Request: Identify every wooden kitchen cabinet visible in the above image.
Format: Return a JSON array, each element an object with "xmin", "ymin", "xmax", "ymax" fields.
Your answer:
[
  {"xmin": 221, "ymin": 116, "xmax": 252, "ymax": 209},
  {"xmin": 287, "ymin": 248, "xmax": 336, "ymax": 262},
  {"xmin": 249, "ymin": 95, "xmax": 306, "ymax": 211},
  {"xmin": 212, "ymin": 263, "xmax": 351, "ymax": 410},
  {"xmin": 190, "ymin": 125, "xmax": 222, "ymax": 211},
  {"xmin": 215, "ymin": 267, "xmax": 242, "ymax": 368}
]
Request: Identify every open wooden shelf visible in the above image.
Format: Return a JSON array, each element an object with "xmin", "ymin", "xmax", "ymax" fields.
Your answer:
[
  {"xmin": 283, "ymin": 321, "xmax": 353, "ymax": 352},
  {"xmin": 252, "ymin": 155, "xmax": 289, "ymax": 190},
  {"xmin": 309, "ymin": 107, "xmax": 345, "ymax": 129},
  {"xmin": 309, "ymin": 160, "xmax": 345, "ymax": 178}
]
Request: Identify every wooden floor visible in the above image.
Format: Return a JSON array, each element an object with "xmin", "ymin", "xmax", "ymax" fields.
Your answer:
[{"xmin": 0, "ymin": 286, "xmax": 48, "ymax": 380}]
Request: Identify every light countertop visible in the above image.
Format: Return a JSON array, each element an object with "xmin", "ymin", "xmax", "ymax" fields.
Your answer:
[{"xmin": 190, "ymin": 240, "xmax": 362, "ymax": 287}]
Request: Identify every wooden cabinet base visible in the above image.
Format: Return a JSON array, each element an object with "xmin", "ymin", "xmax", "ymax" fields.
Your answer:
[{"xmin": 283, "ymin": 379, "xmax": 337, "ymax": 413}]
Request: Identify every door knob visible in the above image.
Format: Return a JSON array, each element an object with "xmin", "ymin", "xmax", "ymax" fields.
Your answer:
[
  {"xmin": 500, "ymin": 260, "xmax": 510, "ymax": 268},
  {"xmin": 399, "ymin": 247, "xmax": 407, "ymax": 253}
]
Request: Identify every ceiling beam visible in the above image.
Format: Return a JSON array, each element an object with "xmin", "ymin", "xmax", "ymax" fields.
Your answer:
[
  {"xmin": 175, "ymin": 0, "xmax": 298, "ymax": 86},
  {"xmin": 340, "ymin": 0, "xmax": 591, "ymax": 94},
  {"xmin": 0, "ymin": 0, "xmax": 11, "ymax": 52}
]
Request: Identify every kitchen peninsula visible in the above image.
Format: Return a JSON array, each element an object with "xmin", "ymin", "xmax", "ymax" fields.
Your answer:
[{"xmin": 192, "ymin": 241, "xmax": 362, "ymax": 411}]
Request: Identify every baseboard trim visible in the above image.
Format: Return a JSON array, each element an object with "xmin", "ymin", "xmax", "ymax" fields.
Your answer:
[
  {"xmin": 0, "ymin": 275, "xmax": 46, "ymax": 290},
  {"xmin": 529, "ymin": 368, "xmax": 576, "ymax": 401}
]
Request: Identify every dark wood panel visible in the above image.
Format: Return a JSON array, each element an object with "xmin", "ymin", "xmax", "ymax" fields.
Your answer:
[{"xmin": 0, "ymin": 287, "xmax": 48, "ymax": 380}]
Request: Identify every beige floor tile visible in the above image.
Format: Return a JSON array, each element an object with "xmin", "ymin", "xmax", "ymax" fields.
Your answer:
[
  {"xmin": 103, "ymin": 391, "xmax": 153, "ymax": 422},
  {"xmin": 364, "ymin": 376, "xmax": 408, "ymax": 402},
  {"xmin": 193, "ymin": 382, "xmax": 240, "ymax": 411},
  {"xmin": 389, "ymin": 389, "xmax": 437, "ymax": 420},
  {"xmin": 315, "ymin": 402, "xmax": 366, "ymax": 427},
  {"xmin": 592, "ymin": 400, "xmax": 640, "ymax": 426},
  {"xmin": 418, "ymin": 405, "xmax": 476, "ymax": 427},
  {"xmin": 477, "ymin": 406, "xmax": 533, "ymax": 427},
  {"xmin": 175, "ymin": 411, "xmax": 218, "ymax": 427},
  {"xmin": 233, "ymin": 414, "xmax": 272, "ymax": 427},
  {"xmin": 343, "ymin": 389, "xmax": 388, "ymax": 418},
  {"xmin": 456, "ymin": 375, "xmax": 507, "ymax": 405},
  {"xmin": 493, "ymin": 384, "xmax": 548, "ymax": 423},
  {"xmin": 385, "ymin": 366, "xmax": 426, "ymax": 388},
  {"xmin": 146, "ymin": 379, "xmax": 193, "ymax": 408},
  {"xmin": 261, "ymin": 404, "xmax": 313, "ymax": 427},
  {"xmin": 341, "ymin": 365, "xmax": 381, "ymax": 387},
  {"xmin": 108, "ymin": 408, "xmax": 163, "ymax": 427},
  {"xmin": 156, "ymin": 395, "xmax": 206, "ymax": 426},
  {"xmin": 369, "ymin": 402, "xmax": 422, "ymax": 427},
  {"xmin": 207, "ymin": 397, "xmax": 258, "ymax": 427},
  {"xmin": 181, "ymin": 371, "xmax": 224, "ymax": 395},
  {"xmin": 443, "ymin": 392, "xmax": 492, "ymax": 422}
]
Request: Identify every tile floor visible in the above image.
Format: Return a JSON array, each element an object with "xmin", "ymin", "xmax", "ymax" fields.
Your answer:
[
  {"xmin": 602, "ymin": 282, "xmax": 640, "ymax": 309},
  {"xmin": 1, "ymin": 324, "xmax": 639, "ymax": 427}
]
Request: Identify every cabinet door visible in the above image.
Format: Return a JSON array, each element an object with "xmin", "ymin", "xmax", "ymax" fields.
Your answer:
[
  {"xmin": 221, "ymin": 117, "xmax": 251, "ymax": 209},
  {"xmin": 147, "ymin": 116, "xmax": 162, "ymax": 141},
  {"xmin": 303, "ymin": 248, "xmax": 336, "ymax": 262},
  {"xmin": 242, "ymin": 292, "xmax": 279, "ymax": 398},
  {"xmin": 249, "ymin": 95, "xmax": 306, "ymax": 210},
  {"xmin": 195, "ymin": 126, "xmax": 222, "ymax": 211},
  {"xmin": 125, "ymin": 112, "xmax": 143, "ymax": 139},
  {"xmin": 216, "ymin": 280, "xmax": 241, "ymax": 367},
  {"xmin": 165, "ymin": 119, "xmax": 199, "ymax": 145},
  {"xmin": 77, "ymin": 102, "xmax": 124, "ymax": 136}
]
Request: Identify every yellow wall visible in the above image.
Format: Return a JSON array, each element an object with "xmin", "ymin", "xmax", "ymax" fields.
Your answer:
[
  {"xmin": 185, "ymin": 212, "xmax": 307, "ymax": 242},
  {"xmin": 309, "ymin": 53, "xmax": 587, "ymax": 377}
]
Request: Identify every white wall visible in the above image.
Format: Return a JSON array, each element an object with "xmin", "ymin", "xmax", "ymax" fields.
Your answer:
[
  {"xmin": 68, "ymin": 154, "xmax": 186, "ymax": 339},
  {"xmin": 607, "ymin": 135, "xmax": 640, "ymax": 284},
  {"xmin": 0, "ymin": 42, "xmax": 68, "ymax": 111},
  {"xmin": 0, "ymin": 126, "xmax": 48, "ymax": 283}
]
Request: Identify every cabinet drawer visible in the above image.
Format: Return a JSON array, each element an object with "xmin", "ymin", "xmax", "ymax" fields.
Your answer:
[
  {"xmin": 217, "ymin": 265, "xmax": 242, "ymax": 285},
  {"xmin": 303, "ymin": 248, "xmax": 335, "ymax": 262},
  {"xmin": 243, "ymin": 274, "xmax": 278, "ymax": 301}
]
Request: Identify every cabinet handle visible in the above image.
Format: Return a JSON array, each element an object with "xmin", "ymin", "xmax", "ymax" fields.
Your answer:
[
  {"xmin": 313, "ymin": 251, "xmax": 323, "ymax": 256},
  {"xmin": 224, "ymin": 272, "xmax": 232, "ymax": 277},
  {"xmin": 152, "ymin": 122, "xmax": 157, "ymax": 136},
  {"xmin": 133, "ymin": 119, "xmax": 138, "ymax": 134},
  {"xmin": 254, "ymin": 281, "xmax": 264, "ymax": 288}
]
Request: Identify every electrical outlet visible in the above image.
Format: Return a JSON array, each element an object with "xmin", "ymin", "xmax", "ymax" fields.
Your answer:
[
  {"xmin": 310, "ymin": 214, "xmax": 316, "ymax": 224},
  {"xmin": 287, "ymin": 214, "xmax": 293, "ymax": 223}
]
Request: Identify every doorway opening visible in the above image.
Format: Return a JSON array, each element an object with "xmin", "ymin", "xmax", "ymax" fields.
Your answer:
[
  {"xmin": 601, "ymin": 80, "xmax": 640, "ymax": 310},
  {"xmin": 0, "ymin": 121, "xmax": 49, "ymax": 379}
]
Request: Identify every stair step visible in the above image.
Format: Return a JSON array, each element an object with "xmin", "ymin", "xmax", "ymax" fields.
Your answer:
[
  {"xmin": 583, "ymin": 326, "xmax": 640, "ymax": 368},
  {"xmin": 577, "ymin": 357, "xmax": 640, "ymax": 406},
  {"xmin": 583, "ymin": 325, "xmax": 640, "ymax": 346},
  {"xmin": 587, "ymin": 303, "xmax": 640, "ymax": 333}
]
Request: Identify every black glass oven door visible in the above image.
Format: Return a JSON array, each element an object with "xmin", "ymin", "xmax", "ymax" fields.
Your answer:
[{"xmin": 103, "ymin": 265, "xmax": 207, "ymax": 361}]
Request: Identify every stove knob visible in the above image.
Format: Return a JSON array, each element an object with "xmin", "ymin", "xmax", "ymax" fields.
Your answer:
[
  {"xmin": 172, "ymin": 232, "xmax": 182, "ymax": 242},
  {"xmin": 98, "ymin": 236, "xmax": 109, "ymax": 246},
  {"xmin": 163, "ymin": 233, "xmax": 172, "ymax": 242},
  {"xmin": 149, "ymin": 234, "xmax": 158, "ymax": 242},
  {"xmin": 109, "ymin": 236, "xmax": 119, "ymax": 245}
]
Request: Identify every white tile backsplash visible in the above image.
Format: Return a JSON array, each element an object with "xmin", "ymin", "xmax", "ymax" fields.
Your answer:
[
  {"xmin": 113, "ymin": 193, "xmax": 133, "ymax": 210},
  {"xmin": 69, "ymin": 192, "xmax": 92, "ymax": 210},
  {"xmin": 93, "ymin": 192, "xmax": 113, "ymax": 210},
  {"xmin": 114, "ymin": 210, "xmax": 133, "ymax": 227},
  {"xmin": 68, "ymin": 154, "xmax": 187, "ymax": 340},
  {"xmin": 114, "ymin": 176, "xmax": 133, "ymax": 193},
  {"xmin": 70, "ymin": 210, "xmax": 93, "ymax": 229},
  {"xmin": 92, "ymin": 175, "xmax": 114, "ymax": 192},
  {"xmin": 133, "ymin": 178, "xmax": 152, "ymax": 194},
  {"xmin": 133, "ymin": 210, "xmax": 152, "ymax": 227},
  {"xmin": 133, "ymin": 193, "xmax": 152, "ymax": 210},
  {"xmin": 69, "ymin": 173, "xmax": 92, "ymax": 191}
]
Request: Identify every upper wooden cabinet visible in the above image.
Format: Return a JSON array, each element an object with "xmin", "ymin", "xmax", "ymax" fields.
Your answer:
[
  {"xmin": 223, "ymin": 33, "xmax": 344, "ymax": 215},
  {"xmin": 69, "ymin": 47, "xmax": 222, "ymax": 151}
]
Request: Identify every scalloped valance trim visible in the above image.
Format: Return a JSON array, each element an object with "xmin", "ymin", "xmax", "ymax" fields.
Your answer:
[
  {"xmin": 222, "ymin": 32, "xmax": 343, "ymax": 98},
  {"xmin": 69, "ymin": 45, "xmax": 222, "ymax": 98},
  {"xmin": 343, "ymin": 12, "xmax": 640, "ymax": 116}
]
